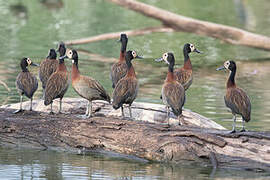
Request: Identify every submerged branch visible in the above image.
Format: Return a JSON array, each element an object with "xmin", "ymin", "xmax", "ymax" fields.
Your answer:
[
  {"xmin": 65, "ymin": 26, "xmax": 174, "ymax": 45},
  {"xmin": 0, "ymin": 80, "xmax": 11, "ymax": 92},
  {"xmin": 103, "ymin": 0, "xmax": 270, "ymax": 51}
]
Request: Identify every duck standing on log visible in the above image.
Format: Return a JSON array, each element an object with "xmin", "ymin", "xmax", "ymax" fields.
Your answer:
[
  {"xmin": 44, "ymin": 42, "xmax": 69, "ymax": 114},
  {"xmin": 217, "ymin": 60, "xmax": 251, "ymax": 133},
  {"xmin": 15, "ymin": 57, "xmax": 39, "ymax": 113},
  {"xmin": 39, "ymin": 48, "xmax": 58, "ymax": 97},
  {"xmin": 65, "ymin": 49, "xmax": 111, "ymax": 118},
  {"xmin": 110, "ymin": 33, "xmax": 128, "ymax": 88},
  {"xmin": 175, "ymin": 43, "xmax": 202, "ymax": 90},
  {"xmin": 156, "ymin": 53, "xmax": 185, "ymax": 125},
  {"xmin": 112, "ymin": 50, "xmax": 143, "ymax": 118}
]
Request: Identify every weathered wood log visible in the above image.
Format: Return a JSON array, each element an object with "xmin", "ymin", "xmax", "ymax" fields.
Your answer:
[
  {"xmin": 0, "ymin": 98, "xmax": 225, "ymax": 129},
  {"xmin": 65, "ymin": 26, "xmax": 174, "ymax": 45},
  {"xmin": 1, "ymin": 98, "xmax": 270, "ymax": 172},
  {"xmin": 99, "ymin": 0, "xmax": 270, "ymax": 51}
]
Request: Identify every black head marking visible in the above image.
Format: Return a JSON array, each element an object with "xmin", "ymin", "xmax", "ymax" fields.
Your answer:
[
  {"xmin": 120, "ymin": 34, "xmax": 128, "ymax": 53},
  {"xmin": 57, "ymin": 42, "xmax": 66, "ymax": 57},
  {"xmin": 47, "ymin": 49, "xmax": 57, "ymax": 59},
  {"xmin": 20, "ymin": 57, "xmax": 29, "ymax": 72}
]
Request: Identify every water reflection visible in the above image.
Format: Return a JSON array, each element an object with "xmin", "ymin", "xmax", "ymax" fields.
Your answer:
[{"xmin": 0, "ymin": 148, "xmax": 269, "ymax": 179}]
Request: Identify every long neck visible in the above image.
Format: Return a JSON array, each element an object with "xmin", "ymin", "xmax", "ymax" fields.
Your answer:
[
  {"xmin": 227, "ymin": 70, "xmax": 236, "ymax": 88},
  {"xmin": 72, "ymin": 62, "xmax": 80, "ymax": 80},
  {"xmin": 183, "ymin": 49, "xmax": 192, "ymax": 70},
  {"xmin": 166, "ymin": 64, "xmax": 174, "ymax": 82},
  {"xmin": 57, "ymin": 59, "xmax": 67, "ymax": 72},
  {"xmin": 119, "ymin": 51, "xmax": 125, "ymax": 62},
  {"xmin": 21, "ymin": 66, "xmax": 28, "ymax": 72}
]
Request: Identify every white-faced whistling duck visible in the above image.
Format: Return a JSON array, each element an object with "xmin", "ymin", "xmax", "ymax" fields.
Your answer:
[
  {"xmin": 65, "ymin": 49, "xmax": 111, "ymax": 118},
  {"xmin": 110, "ymin": 33, "xmax": 128, "ymax": 88},
  {"xmin": 174, "ymin": 43, "xmax": 202, "ymax": 90},
  {"xmin": 156, "ymin": 53, "xmax": 185, "ymax": 125},
  {"xmin": 217, "ymin": 60, "xmax": 251, "ymax": 133},
  {"xmin": 39, "ymin": 48, "xmax": 58, "ymax": 95},
  {"xmin": 15, "ymin": 57, "xmax": 38, "ymax": 113},
  {"xmin": 44, "ymin": 42, "xmax": 69, "ymax": 114},
  {"xmin": 112, "ymin": 50, "xmax": 143, "ymax": 118}
]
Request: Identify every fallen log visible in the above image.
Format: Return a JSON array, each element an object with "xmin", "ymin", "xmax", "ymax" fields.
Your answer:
[
  {"xmin": 1, "ymin": 98, "xmax": 270, "ymax": 172},
  {"xmin": 65, "ymin": 0, "xmax": 270, "ymax": 51}
]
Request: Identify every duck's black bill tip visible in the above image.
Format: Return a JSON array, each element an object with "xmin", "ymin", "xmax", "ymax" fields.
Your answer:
[
  {"xmin": 136, "ymin": 55, "xmax": 143, "ymax": 59},
  {"xmin": 216, "ymin": 66, "xmax": 225, "ymax": 71},
  {"xmin": 194, "ymin": 49, "xmax": 203, "ymax": 54},
  {"xmin": 31, "ymin": 63, "xmax": 39, "ymax": 67}
]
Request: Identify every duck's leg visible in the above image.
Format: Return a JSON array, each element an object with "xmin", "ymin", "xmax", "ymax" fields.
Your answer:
[
  {"xmin": 58, "ymin": 98, "xmax": 62, "ymax": 114},
  {"xmin": 87, "ymin": 101, "xmax": 92, "ymax": 118},
  {"xmin": 121, "ymin": 106, "xmax": 124, "ymax": 117},
  {"xmin": 129, "ymin": 104, "xmax": 132, "ymax": 118},
  {"xmin": 240, "ymin": 118, "xmax": 246, "ymax": 132},
  {"xmin": 85, "ymin": 101, "xmax": 89, "ymax": 116},
  {"xmin": 230, "ymin": 115, "xmax": 236, "ymax": 133},
  {"xmin": 13, "ymin": 95, "xmax": 23, "ymax": 113},
  {"xmin": 30, "ymin": 97, "xmax": 33, "ymax": 111},
  {"xmin": 49, "ymin": 102, "xmax": 54, "ymax": 114},
  {"xmin": 166, "ymin": 106, "xmax": 170, "ymax": 125}
]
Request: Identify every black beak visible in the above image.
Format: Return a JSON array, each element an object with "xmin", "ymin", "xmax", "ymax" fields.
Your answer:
[
  {"xmin": 216, "ymin": 66, "xmax": 225, "ymax": 71},
  {"xmin": 31, "ymin": 63, "xmax": 39, "ymax": 67},
  {"xmin": 194, "ymin": 48, "xmax": 203, "ymax": 54},
  {"xmin": 155, "ymin": 57, "xmax": 163, "ymax": 62},
  {"xmin": 59, "ymin": 55, "xmax": 67, "ymax": 59},
  {"xmin": 136, "ymin": 55, "xmax": 143, "ymax": 59}
]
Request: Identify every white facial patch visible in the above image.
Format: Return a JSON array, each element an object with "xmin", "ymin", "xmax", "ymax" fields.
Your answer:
[
  {"xmin": 72, "ymin": 60, "xmax": 74, "ymax": 64},
  {"xmin": 132, "ymin": 51, "xmax": 137, "ymax": 58},
  {"xmin": 190, "ymin": 44, "xmax": 195, "ymax": 52},
  {"xmin": 67, "ymin": 50, "xmax": 72, "ymax": 58},
  {"xmin": 223, "ymin": 60, "xmax": 230, "ymax": 69},
  {"xmin": 162, "ymin": 53, "xmax": 168, "ymax": 61},
  {"xmin": 27, "ymin": 58, "xmax": 31, "ymax": 65}
]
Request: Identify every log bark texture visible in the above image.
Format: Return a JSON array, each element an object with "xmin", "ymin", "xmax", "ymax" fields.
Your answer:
[
  {"xmin": 100, "ymin": 0, "xmax": 270, "ymax": 51},
  {"xmin": 1, "ymin": 98, "xmax": 270, "ymax": 172}
]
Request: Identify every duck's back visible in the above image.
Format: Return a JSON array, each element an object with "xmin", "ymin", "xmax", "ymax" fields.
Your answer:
[
  {"xmin": 112, "ymin": 76, "xmax": 138, "ymax": 108},
  {"xmin": 44, "ymin": 70, "xmax": 69, "ymax": 105},
  {"xmin": 16, "ymin": 72, "xmax": 38, "ymax": 98},
  {"xmin": 162, "ymin": 81, "xmax": 185, "ymax": 116},
  {"xmin": 225, "ymin": 87, "xmax": 251, "ymax": 122},
  {"xmin": 110, "ymin": 62, "xmax": 128, "ymax": 88},
  {"xmin": 174, "ymin": 68, "xmax": 192, "ymax": 90},
  {"xmin": 39, "ymin": 59, "xmax": 58, "ymax": 89},
  {"xmin": 73, "ymin": 75, "xmax": 110, "ymax": 102}
]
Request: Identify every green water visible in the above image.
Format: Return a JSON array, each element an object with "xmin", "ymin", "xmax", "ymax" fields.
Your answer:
[{"xmin": 0, "ymin": 0, "xmax": 270, "ymax": 179}]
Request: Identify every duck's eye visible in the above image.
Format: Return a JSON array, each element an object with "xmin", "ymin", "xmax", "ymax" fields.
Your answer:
[{"xmin": 132, "ymin": 51, "xmax": 136, "ymax": 57}]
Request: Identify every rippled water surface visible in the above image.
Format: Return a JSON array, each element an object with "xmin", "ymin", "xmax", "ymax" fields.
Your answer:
[{"xmin": 0, "ymin": 0, "xmax": 270, "ymax": 179}]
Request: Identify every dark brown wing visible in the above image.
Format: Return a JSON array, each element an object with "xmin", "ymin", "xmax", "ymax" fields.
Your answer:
[
  {"xmin": 16, "ymin": 72, "xmax": 38, "ymax": 98},
  {"xmin": 174, "ymin": 68, "xmax": 192, "ymax": 90},
  {"xmin": 73, "ymin": 76, "xmax": 110, "ymax": 103},
  {"xmin": 112, "ymin": 77, "xmax": 138, "ymax": 109},
  {"xmin": 44, "ymin": 71, "xmax": 69, "ymax": 105},
  {"xmin": 110, "ymin": 62, "xmax": 128, "ymax": 88},
  {"xmin": 39, "ymin": 59, "xmax": 58, "ymax": 89},
  {"xmin": 225, "ymin": 87, "xmax": 251, "ymax": 122},
  {"xmin": 162, "ymin": 82, "xmax": 185, "ymax": 116}
]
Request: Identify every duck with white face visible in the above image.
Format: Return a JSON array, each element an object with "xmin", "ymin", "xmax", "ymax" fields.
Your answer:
[
  {"xmin": 217, "ymin": 60, "xmax": 251, "ymax": 133},
  {"xmin": 112, "ymin": 50, "xmax": 143, "ymax": 118},
  {"xmin": 155, "ymin": 52, "xmax": 186, "ymax": 125},
  {"xmin": 173, "ymin": 43, "xmax": 202, "ymax": 91},
  {"xmin": 65, "ymin": 49, "xmax": 111, "ymax": 118},
  {"xmin": 15, "ymin": 57, "xmax": 39, "ymax": 113}
]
